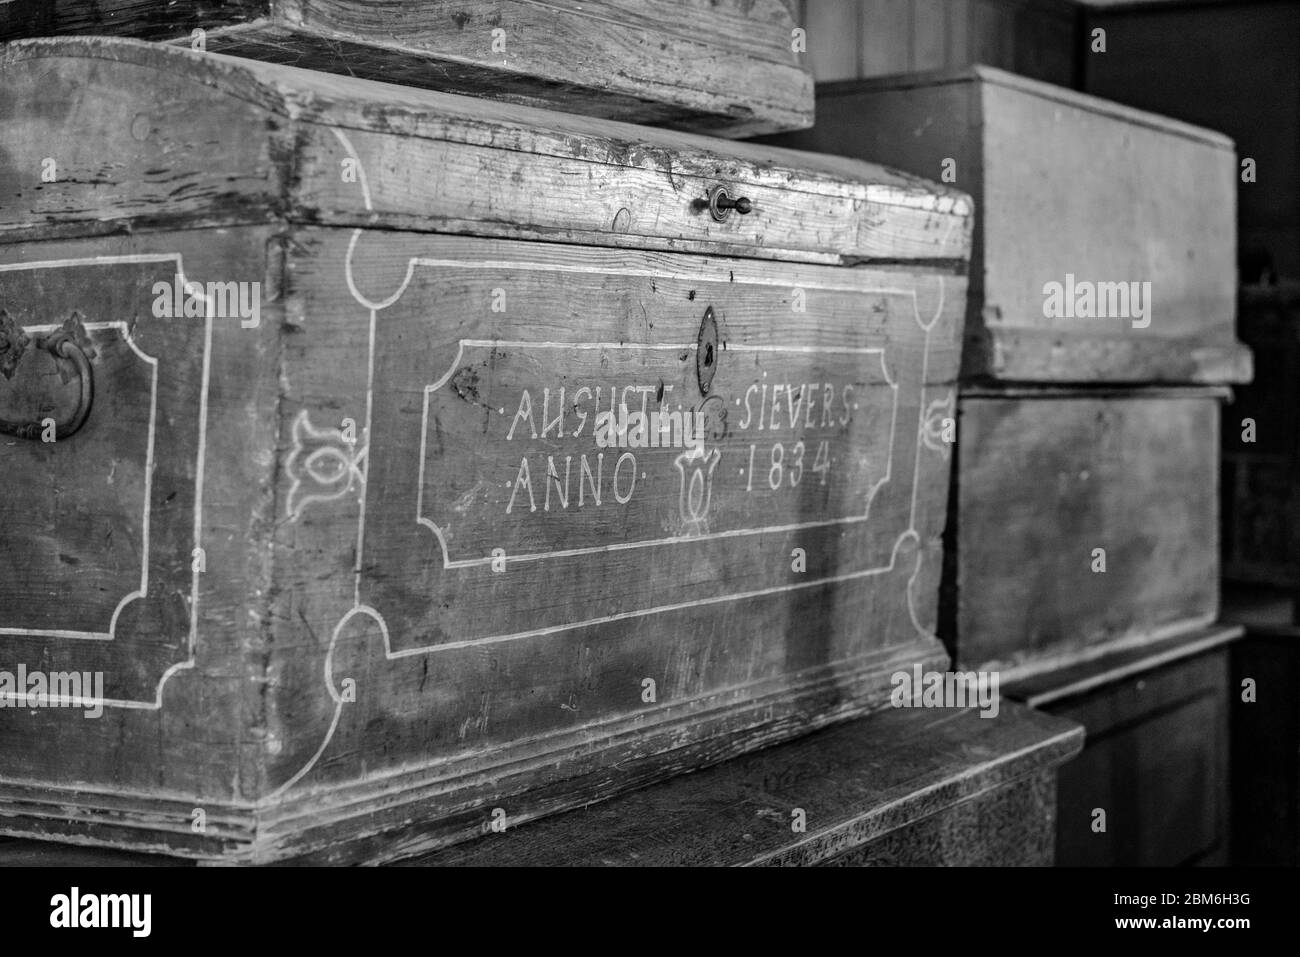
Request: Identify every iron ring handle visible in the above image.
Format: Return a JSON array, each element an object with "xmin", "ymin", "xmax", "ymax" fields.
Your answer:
[{"xmin": 0, "ymin": 330, "xmax": 94, "ymax": 441}]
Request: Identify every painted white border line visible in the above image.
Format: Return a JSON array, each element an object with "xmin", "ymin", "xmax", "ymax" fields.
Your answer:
[
  {"xmin": 271, "ymin": 127, "xmax": 952, "ymax": 796},
  {"xmin": 331, "ymin": 134, "xmax": 947, "ymax": 650},
  {"xmin": 0, "ymin": 321, "xmax": 156, "ymax": 640},
  {"xmin": 0, "ymin": 254, "xmax": 211, "ymax": 710}
]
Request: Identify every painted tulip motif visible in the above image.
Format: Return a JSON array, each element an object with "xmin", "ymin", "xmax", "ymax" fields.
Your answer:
[
  {"xmin": 285, "ymin": 410, "xmax": 366, "ymax": 521},
  {"xmin": 674, "ymin": 446, "xmax": 721, "ymax": 537}
]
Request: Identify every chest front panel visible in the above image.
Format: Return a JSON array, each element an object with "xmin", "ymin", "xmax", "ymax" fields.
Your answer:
[{"xmin": 262, "ymin": 230, "xmax": 961, "ymax": 816}]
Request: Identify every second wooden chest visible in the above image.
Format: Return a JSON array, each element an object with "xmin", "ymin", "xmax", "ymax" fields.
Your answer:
[{"xmin": 767, "ymin": 67, "xmax": 1252, "ymax": 386}]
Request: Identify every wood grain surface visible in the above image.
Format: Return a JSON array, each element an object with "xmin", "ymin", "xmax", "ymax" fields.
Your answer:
[
  {"xmin": 0, "ymin": 700, "xmax": 1084, "ymax": 866},
  {"xmin": 0, "ymin": 0, "xmax": 813, "ymax": 137},
  {"xmin": 396, "ymin": 701, "xmax": 1082, "ymax": 866},
  {"xmin": 0, "ymin": 38, "xmax": 972, "ymax": 267}
]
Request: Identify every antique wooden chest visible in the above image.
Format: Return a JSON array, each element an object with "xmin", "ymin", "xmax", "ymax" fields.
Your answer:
[
  {"xmin": 767, "ymin": 66, "xmax": 1252, "ymax": 385},
  {"xmin": 944, "ymin": 389, "xmax": 1228, "ymax": 673},
  {"xmin": 0, "ymin": 0, "xmax": 813, "ymax": 137},
  {"xmin": 0, "ymin": 38, "xmax": 972, "ymax": 862}
]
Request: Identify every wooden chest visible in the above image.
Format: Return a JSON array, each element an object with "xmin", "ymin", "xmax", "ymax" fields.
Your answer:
[
  {"xmin": 0, "ymin": 38, "xmax": 972, "ymax": 862},
  {"xmin": 766, "ymin": 67, "xmax": 1251, "ymax": 385},
  {"xmin": 945, "ymin": 389, "xmax": 1226, "ymax": 674},
  {"xmin": 0, "ymin": 0, "xmax": 813, "ymax": 137}
]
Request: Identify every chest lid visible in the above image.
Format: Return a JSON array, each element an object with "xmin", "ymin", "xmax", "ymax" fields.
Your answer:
[{"xmin": 0, "ymin": 37, "xmax": 973, "ymax": 268}]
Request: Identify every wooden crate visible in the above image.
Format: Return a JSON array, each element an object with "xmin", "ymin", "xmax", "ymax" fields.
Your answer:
[
  {"xmin": 944, "ymin": 388, "xmax": 1227, "ymax": 675},
  {"xmin": 764, "ymin": 67, "xmax": 1251, "ymax": 385},
  {"xmin": 0, "ymin": 0, "xmax": 812, "ymax": 137},
  {"xmin": 0, "ymin": 38, "xmax": 972, "ymax": 862}
]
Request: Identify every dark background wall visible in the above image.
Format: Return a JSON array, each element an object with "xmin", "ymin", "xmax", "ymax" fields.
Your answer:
[
  {"xmin": 1081, "ymin": 1, "xmax": 1300, "ymax": 596},
  {"xmin": 793, "ymin": 0, "xmax": 1079, "ymax": 85},
  {"xmin": 1083, "ymin": 0, "xmax": 1300, "ymax": 283}
]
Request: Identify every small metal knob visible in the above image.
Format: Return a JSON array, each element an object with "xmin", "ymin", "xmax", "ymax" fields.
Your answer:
[{"xmin": 708, "ymin": 185, "xmax": 753, "ymax": 222}]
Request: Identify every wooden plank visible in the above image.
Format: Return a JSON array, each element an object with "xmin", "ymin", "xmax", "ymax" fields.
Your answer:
[
  {"xmin": 1005, "ymin": 622, "xmax": 1242, "ymax": 706},
  {"xmin": 0, "ymin": 836, "xmax": 188, "ymax": 867},
  {"xmin": 0, "ymin": 38, "xmax": 973, "ymax": 268},
  {"xmin": 396, "ymin": 703, "xmax": 1083, "ymax": 866},
  {"xmin": 0, "ymin": 703, "xmax": 1082, "ymax": 865},
  {"xmin": 0, "ymin": 772, "xmax": 1061, "ymax": 866},
  {"xmin": 0, "ymin": 0, "xmax": 813, "ymax": 138},
  {"xmin": 825, "ymin": 771, "xmax": 1059, "ymax": 865}
]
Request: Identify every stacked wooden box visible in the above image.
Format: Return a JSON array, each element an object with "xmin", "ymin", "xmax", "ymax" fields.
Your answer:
[
  {"xmin": 769, "ymin": 65, "xmax": 1251, "ymax": 866},
  {"xmin": 0, "ymin": 5, "xmax": 1085, "ymax": 865}
]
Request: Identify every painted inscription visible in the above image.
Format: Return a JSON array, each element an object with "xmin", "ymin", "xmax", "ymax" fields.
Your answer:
[{"xmin": 418, "ymin": 342, "xmax": 897, "ymax": 566}]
